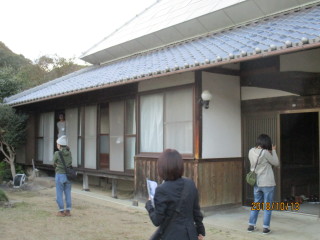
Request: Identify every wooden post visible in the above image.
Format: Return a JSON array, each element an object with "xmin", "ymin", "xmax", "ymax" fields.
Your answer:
[
  {"xmin": 83, "ymin": 173, "xmax": 90, "ymax": 191},
  {"xmin": 194, "ymin": 71, "xmax": 202, "ymax": 188},
  {"xmin": 112, "ymin": 178, "xmax": 118, "ymax": 198}
]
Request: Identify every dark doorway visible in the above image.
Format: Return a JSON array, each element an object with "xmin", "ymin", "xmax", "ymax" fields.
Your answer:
[{"xmin": 280, "ymin": 112, "xmax": 319, "ymax": 214}]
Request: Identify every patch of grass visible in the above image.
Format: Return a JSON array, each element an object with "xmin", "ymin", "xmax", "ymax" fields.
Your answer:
[{"xmin": 2, "ymin": 201, "xmax": 52, "ymax": 218}]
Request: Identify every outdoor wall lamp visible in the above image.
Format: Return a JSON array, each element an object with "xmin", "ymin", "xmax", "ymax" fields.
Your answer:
[{"xmin": 199, "ymin": 90, "xmax": 212, "ymax": 109}]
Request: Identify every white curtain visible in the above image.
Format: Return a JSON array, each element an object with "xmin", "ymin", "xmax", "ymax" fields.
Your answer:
[
  {"xmin": 140, "ymin": 94, "xmax": 163, "ymax": 152},
  {"xmin": 84, "ymin": 105, "xmax": 97, "ymax": 169},
  {"xmin": 66, "ymin": 108, "xmax": 78, "ymax": 167},
  {"xmin": 165, "ymin": 88, "xmax": 193, "ymax": 153}
]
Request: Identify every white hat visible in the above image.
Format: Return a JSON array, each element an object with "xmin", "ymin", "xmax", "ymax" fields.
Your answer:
[{"xmin": 57, "ymin": 135, "xmax": 67, "ymax": 146}]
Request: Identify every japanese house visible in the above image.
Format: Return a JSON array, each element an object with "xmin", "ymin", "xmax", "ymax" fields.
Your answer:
[{"xmin": 5, "ymin": 0, "xmax": 320, "ymax": 214}]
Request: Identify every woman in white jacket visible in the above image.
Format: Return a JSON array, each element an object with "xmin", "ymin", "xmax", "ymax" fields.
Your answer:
[{"xmin": 247, "ymin": 134, "xmax": 279, "ymax": 234}]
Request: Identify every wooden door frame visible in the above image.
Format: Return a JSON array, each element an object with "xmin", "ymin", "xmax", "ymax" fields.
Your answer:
[{"xmin": 242, "ymin": 112, "xmax": 280, "ymax": 205}]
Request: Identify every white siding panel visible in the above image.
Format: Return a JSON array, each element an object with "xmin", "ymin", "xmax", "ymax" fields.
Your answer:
[
  {"xmin": 43, "ymin": 112, "xmax": 54, "ymax": 164},
  {"xmin": 66, "ymin": 108, "xmax": 78, "ymax": 167},
  {"xmin": 84, "ymin": 105, "xmax": 97, "ymax": 169},
  {"xmin": 110, "ymin": 101, "xmax": 124, "ymax": 172}
]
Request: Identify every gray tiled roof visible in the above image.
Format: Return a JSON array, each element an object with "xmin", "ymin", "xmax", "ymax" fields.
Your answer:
[{"xmin": 5, "ymin": 4, "xmax": 320, "ymax": 106}]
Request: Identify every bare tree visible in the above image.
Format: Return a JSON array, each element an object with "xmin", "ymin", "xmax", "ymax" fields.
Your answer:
[{"xmin": 0, "ymin": 105, "xmax": 28, "ymax": 179}]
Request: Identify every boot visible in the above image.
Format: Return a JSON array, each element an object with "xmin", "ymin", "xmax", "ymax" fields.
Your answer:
[
  {"xmin": 56, "ymin": 211, "xmax": 65, "ymax": 217},
  {"xmin": 65, "ymin": 210, "xmax": 71, "ymax": 216}
]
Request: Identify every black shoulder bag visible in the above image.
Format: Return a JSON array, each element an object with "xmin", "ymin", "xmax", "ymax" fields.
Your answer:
[
  {"xmin": 149, "ymin": 178, "xmax": 188, "ymax": 240},
  {"xmin": 58, "ymin": 151, "xmax": 77, "ymax": 181}
]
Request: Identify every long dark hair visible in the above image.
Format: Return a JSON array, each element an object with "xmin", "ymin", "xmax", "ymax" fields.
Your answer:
[{"xmin": 255, "ymin": 134, "xmax": 272, "ymax": 151}]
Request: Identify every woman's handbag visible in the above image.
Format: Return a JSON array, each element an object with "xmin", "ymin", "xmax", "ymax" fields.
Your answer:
[
  {"xmin": 58, "ymin": 151, "xmax": 77, "ymax": 181},
  {"xmin": 246, "ymin": 149, "xmax": 263, "ymax": 187}
]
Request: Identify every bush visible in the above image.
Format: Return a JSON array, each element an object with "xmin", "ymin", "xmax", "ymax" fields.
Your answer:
[
  {"xmin": 0, "ymin": 188, "xmax": 8, "ymax": 202},
  {"xmin": 0, "ymin": 161, "xmax": 24, "ymax": 182}
]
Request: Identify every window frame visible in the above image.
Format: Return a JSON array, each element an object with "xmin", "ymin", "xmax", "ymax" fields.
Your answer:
[
  {"xmin": 36, "ymin": 113, "xmax": 45, "ymax": 163},
  {"xmin": 124, "ymin": 98, "xmax": 137, "ymax": 172},
  {"xmin": 98, "ymin": 103, "xmax": 110, "ymax": 170},
  {"xmin": 138, "ymin": 84, "xmax": 194, "ymax": 157},
  {"xmin": 96, "ymin": 97, "xmax": 137, "ymax": 173}
]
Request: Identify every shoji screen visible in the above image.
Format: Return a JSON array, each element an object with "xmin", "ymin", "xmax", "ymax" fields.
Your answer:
[
  {"xmin": 65, "ymin": 108, "xmax": 78, "ymax": 167},
  {"xmin": 84, "ymin": 105, "xmax": 97, "ymax": 169},
  {"xmin": 109, "ymin": 101, "xmax": 124, "ymax": 172}
]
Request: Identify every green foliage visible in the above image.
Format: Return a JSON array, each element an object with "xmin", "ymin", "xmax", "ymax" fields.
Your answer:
[
  {"xmin": 0, "ymin": 67, "xmax": 23, "ymax": 102},
  {"xmin": 0, "ymin": 42, "xmax": 31, "ymax": 69},
  {"xmin": 35, "ymin": 54, "xmax": 85, "ymax": 82},
  {"xmin": 0, "ymin": 105, "xmax": 28, "ymax": 149},
  {"xmin": 16, "ymin": 64, "xmax": 46, "ymax": 90},
  {"xmin": 0, "ymin": 188, "xmax": 9, "ymax": 202},
  {"xmin": 0, "ymin": 161, "xmax": 12, "ymax": 182},
  {"xmin": 0, "ymin": 161, "xmax": 24, "ymax": 183},
  {"xmin": 0, "ymin": 41, "xmax": 86, "ymax": 96}
]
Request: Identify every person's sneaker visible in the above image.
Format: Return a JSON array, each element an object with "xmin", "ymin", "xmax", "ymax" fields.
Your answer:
[
  {"xmin": 56, "ymin": 211, "xmax": 65, "ymax": 217},
  {"xmin": 65, "ymin": 210, "xmax": 71, "ymax": 216},
  {"xmin": 263, "ymin": 228, "xmax": 271, "ymax": 234},
  {"xmin": 247, "ymin": 225, "xmax": 256, "ymax": 232}
]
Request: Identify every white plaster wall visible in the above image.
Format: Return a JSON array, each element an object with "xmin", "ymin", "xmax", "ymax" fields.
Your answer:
[
  {"xmin": 202, "ymin": 72, "xmax": 241, "ymax": 158},
  {"xmin": 138, "ymin": 72, "xmax": 194, "ymax": 92},
  {"xmin": 241, "ymin": 87, "xmax": 297, "ymax": 100},
  {"xmin": 280, "ymin": 48, "xmax": 320, "ymax": 72}
]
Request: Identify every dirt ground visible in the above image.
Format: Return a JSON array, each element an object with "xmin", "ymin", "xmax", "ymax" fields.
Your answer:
[{"xmin": 0, "ymin": 180, "xmax": 254, "ymax": 240}]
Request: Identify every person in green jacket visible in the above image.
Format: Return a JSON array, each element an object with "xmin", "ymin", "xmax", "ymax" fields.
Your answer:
[{"xmin": 53, "ymin": 135, "xmax": 73, "ymax": 217}]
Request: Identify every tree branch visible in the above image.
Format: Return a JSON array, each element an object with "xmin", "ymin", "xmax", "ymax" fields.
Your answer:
[{"xmin": 0, "ymin": 141, "xmax": 14, "ymax": 162}]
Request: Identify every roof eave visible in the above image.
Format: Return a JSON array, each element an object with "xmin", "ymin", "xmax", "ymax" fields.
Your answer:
[{"xmin": 11, "ymin": 41, "xmax": 320, "ymax": 107}]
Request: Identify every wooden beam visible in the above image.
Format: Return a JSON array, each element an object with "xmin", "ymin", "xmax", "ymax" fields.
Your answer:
[
  {"xmin": 242, "ymin": 95, "xmax": 320, "ymax": 113},
  {"xmin": 241, "ymin": 71, "xmax": 320, "ymax": 96},
  {"xmin": 204, "ymin": 67, "xmax": 240, "ymax": 76}
]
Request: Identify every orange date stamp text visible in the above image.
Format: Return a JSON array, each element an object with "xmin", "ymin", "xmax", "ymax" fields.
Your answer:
[{"xmin": 251, "ymin": 202, "xmax": 300, "ymax": 211}]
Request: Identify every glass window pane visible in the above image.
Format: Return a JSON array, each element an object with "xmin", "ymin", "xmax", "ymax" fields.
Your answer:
[
  {"xmin": 125, "ymin": 99, "xmax": 136, "ymax": 135},
  {"xmin": 37, "ymin": 139, "xmax": 44, "ymax": 161},
  {"xmin": 100, "ymin": 105, "xmax": 110, "ymax": 134},
  {"xmin": 100, "ymin": 135, "xmax": 110, "ymax": 154},
  {"xmin": 165, "ymin": 88, "xmax": 193, "ymax": 153},
  {"xmin": 165, "ymin": 122, "xmax": 193, "ymax": 154},
  {"xmin": 165, "ymin": 88, "xmax": 193, "ymax": 122},
  {"xmin": 140, "ymin": 94, "xmax": 163, "ymax": 152},
  {"xmin": 125, "ymin": 137, "xmax": 136, "ymax": 170},
  {"xmin": 38, "ymin": 114, "xmax": 44, "ymax": 136}
]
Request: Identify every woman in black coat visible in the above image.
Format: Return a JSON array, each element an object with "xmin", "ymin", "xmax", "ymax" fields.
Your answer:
[{"xmin": 145, "ymin": 149, "xmax": 205, "ymax": 240}]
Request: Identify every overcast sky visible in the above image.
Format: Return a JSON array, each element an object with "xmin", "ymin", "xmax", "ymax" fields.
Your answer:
[{"xmin": 0, "ymin": 0, "xmax": 155, "ymax": 63}]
